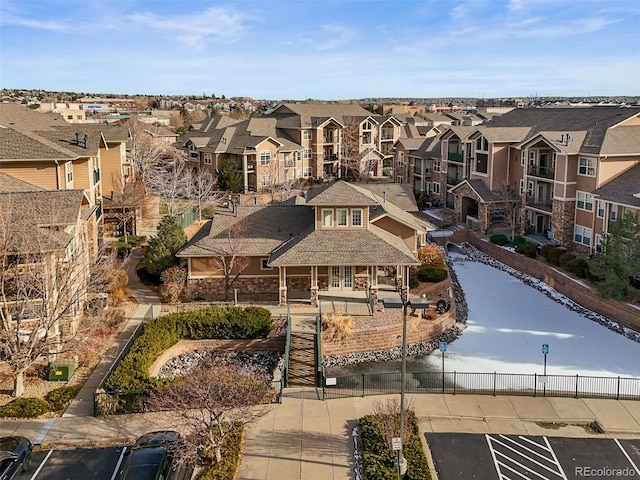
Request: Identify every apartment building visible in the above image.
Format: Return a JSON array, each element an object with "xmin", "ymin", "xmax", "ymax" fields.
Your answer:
[{"xmin": 400, "ymin": 107, "xmax": 640, "ymax": 255}]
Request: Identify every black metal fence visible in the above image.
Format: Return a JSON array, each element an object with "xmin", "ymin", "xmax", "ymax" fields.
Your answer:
[{"xmin": 321, "ymin": 370, "xmax": 640, "ymax": 401}]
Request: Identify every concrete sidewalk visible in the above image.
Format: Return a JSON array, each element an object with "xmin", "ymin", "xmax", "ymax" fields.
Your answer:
[{"xmin": 3, "ymin": 391, "xmax": 640, "ymax": 478}]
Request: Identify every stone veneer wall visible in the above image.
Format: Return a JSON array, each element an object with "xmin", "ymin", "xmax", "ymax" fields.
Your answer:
[
  {"xmin": 322, "ymin": 311, "xmax": 455, "ymax": 357},
  {"xmin": 187, "ymin": 277, "xmax": 279, "ymax": 303},
  {"xmin": 552, "ymin": 199, "xmax": 576, "ymax": 248},
  {"xmin": 432, "ymin": 230, "xmax": 640, "ymax": 333}
]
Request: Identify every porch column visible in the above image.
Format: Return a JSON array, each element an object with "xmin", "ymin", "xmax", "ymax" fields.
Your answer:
[
  {"xmin": 242, "ymin": 154, "xmax": 249, "ymax": 194},
  {"xmin": 400, "ymin": 265, "xmax": 409, "ymax": 302},
  {"xmin": 370, "ymin": 265, "xmax": 379, "ymax": 304},
  {"xmin": 278, "ymin": 267, "xmax": 287, "ymax": 305},
  {"xmin": 310, "ymin": 265, "xmax": 318, "ymax": 307}
]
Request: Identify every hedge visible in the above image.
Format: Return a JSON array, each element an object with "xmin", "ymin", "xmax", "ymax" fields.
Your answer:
[
  {"xmin": 360, "ymin": 410, "xmax": 431, "ymax": 480},
  {"xmin": 490, "ymin": 234, "xmax": 510, "ymax": 246},
  {"xmin": 0, "ymin": 397, "xmax": 51, "ymax": 418},
  {"xmin": 45, "ymin": 385, "xmax": 80, "ymax": 412},
  {"xmin": 417, "ymin": 267, "xmax": 448, "ymax": 283},
  {"xmin": 103, "ymin": 306, "xmax": 273, "ymax": 392}
]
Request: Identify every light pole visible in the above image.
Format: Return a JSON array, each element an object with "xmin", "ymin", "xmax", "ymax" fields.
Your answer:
[{"xmin": 382, "ymin": 295, "xmax": 429, "ymax": 478}]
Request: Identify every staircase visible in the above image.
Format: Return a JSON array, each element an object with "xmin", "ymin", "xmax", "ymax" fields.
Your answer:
[{"xmin": 288, "ymin": 332, "xmax": 317, "ymax": 386}]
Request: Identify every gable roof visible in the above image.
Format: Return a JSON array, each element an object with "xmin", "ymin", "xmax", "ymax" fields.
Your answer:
[
  {"xmin": 305, "ymin": 180, "xmax": 379, "ymax": 206},
  {"xmin": 591, "ymin": 163, "xmax": 640, "ymax": 208},
  {"xmin": 269, "ymin": 103, "xmax": 374, "ymax": 129},
  {"xmin": 449, "ymin": 179, "xmax": 503, "ymax": 203},
  {"xmin": 0, "ymin": 172, "xmax": 44, "ymax": 193}
]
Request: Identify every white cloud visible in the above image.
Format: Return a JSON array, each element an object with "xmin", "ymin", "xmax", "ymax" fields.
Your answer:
[
  {"xmin": 315, "ymin": 23, "xmax": 358, "ymax": 51},
  {"xmin": 0, "ymin": 11, "xmax": 69, "ymax": 32}
]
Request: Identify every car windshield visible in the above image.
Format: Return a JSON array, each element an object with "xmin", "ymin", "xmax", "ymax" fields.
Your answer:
[{"xmin": 0, "ymin": 437, "xmax": 21, "ymax": 451}]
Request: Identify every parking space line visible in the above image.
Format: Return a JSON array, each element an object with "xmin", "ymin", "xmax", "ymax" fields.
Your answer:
[
  {"xmin": 614, "ymin": 439, "xmax": 640, "ymax": 476},
  {"xmin": 486, "ymin": 434, "xmax": 568, "ymax": 480},
  {"xmin": 29, "ymin": 449, "xmax": 53, "ymax": 480},
  {"xmin": 110, "ymin": 446, "xmax": 128, "ymax": 480}
]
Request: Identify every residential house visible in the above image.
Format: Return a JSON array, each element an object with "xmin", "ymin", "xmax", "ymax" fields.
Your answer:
[
  {"xmin": 177, "ymin": 181, "xmax": 434, "ymax": 305},
  {"xmin": 0, "ymin": 102, "xmax": 135, "ymax": 239},
  {"xmin": 0, "ymin": 176, "xmax": 99, "ymax": 348},
  {"xmin": 427, "ymin": 107, "xmax": 640, "ymax": 254}
]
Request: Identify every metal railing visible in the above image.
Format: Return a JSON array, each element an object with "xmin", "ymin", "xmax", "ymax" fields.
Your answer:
[
  {"xmin": 321, "ymin": 370, "xmax": 640, "ymax": 401},
  {"xmin": 316, "ymin": 314, "xmax": 323, "ymax": 388},
  {"xmin": 447, "ymin": 152, "xmax": 464, "ymax": 162},
  {"xmin": 283, "ymin": 306, "xmax": 292, "ymax": 387}
]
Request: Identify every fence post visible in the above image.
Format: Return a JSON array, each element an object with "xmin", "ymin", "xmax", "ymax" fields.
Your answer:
[
  {"xmin": 617, "ymin": 376, "xmax": 621, "ymax": 400},
  {"xmin": 493, "ymin": 372, "xmax": 497, "ymax": 397},
  {"xmin": 362, "ymin": 373, "xmax": 365, "ymax": 397},
  {"xmin": 575, "ymin": 374, "xmax": 579, "ymax": 398},
  {"xmin": 453, "ymin": 372, "xmax": 456, "ymax": 395},
  {"xmin": 534, "ymin": 373, "xmax": 537, "ymax": 397}
]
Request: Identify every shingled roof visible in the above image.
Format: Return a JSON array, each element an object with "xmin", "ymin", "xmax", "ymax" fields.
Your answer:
[
  {"xmin": 0, "ymin": 172, "xmax": 44, "ymax": 193},
  {"xmin": 592, "ymin": 163, "xmax": 640, "ymax": 208}
]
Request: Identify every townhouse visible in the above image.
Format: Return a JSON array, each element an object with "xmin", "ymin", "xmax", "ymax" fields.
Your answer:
[
  {"xmin": 177, "ymin": 181, "xmax": 433, "ymax": 305},
  {"xmin": 0, "ymin": 102, "xmax": 134, "ymax": 241},
  {"xmin": 177, "ymin": 103, "xmax": 405, "ymax": 193},
  {"xmin": 398, "ymin": 107, "xmax": 640, "ymax": 255}
]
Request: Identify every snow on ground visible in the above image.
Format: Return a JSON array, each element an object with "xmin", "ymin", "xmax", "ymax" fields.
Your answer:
[{"xmin": 420, "ymin": 253, "xmax": 640, "ymax": 378}]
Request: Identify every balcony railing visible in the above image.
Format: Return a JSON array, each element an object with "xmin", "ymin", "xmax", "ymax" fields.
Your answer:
[
  {"xmin": 527, "ymin": 167, "xmax": 555, "ymax": 179},
  {"xmin": 526, "ymin": 196, "xmax": 553, "ymax": 210},
  {"xmin": 414, "ymin": 165, "xmax": 431, "ymax": 176},
  {"xmin": 95, "ymin": 203, "xmax": 102, "ymax": 220},
  {"xmin": 446, "ymin": 176, "xmax": 463, "ymax": 186},
  {"xmin": 447, "ymin": 152, "xmax": 464, "ymax": 162},
  {"xmin": 381, "ymin": 133, "xmax": 394, "ymax": 140},
  {"xmin": 93, "ymin": 168, "xmax": 100, "ymax": 185}
]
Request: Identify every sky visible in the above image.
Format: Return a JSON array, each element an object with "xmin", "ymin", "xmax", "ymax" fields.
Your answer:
[{"xmin": 1, "ymin": 0, "xmax": 639, "ymax": 100}]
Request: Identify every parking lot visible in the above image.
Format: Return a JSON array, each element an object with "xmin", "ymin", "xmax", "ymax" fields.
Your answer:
[
  {"xmin": 426, "ymin": 433, "xmax": 640, "ymax": 480},
  {"xmin": 15, "ymin": 446, "xmax": 128, "ymax": 480}
]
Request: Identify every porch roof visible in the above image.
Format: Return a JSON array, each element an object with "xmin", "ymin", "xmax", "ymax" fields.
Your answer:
[
  {"xmin": 268, "ymin": 223, "xmax": 420, "ymax": 267},
  {"xmin": 449, "ymin": 179, "xmax": 502, "ymax": 203}
]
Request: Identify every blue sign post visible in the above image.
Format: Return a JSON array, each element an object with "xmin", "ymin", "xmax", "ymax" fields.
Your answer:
[
  {"xmin": 542, "ymin": 344, "xmax": 549, "ymax": 376},
  {"xmin": 440, "ymin": 342, "xmax": 447, "ymax": 392}
]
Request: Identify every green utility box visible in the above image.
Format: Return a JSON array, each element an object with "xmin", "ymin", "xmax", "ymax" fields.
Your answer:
[{"xmin": 48, "ymin": 359, "xmax": 76, "ymax": 382}]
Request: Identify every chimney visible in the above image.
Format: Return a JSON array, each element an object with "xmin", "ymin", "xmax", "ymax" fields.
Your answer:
[
  {"xmin": 383, "ymin": 191, "xmax": 386, "ymax": 203},
  {"xmin": 83, "ymin": 134, "xmax": 88, "ymax": 148},
  {"xmin": 560, "ymin": 134, "xmax": 564, "ymax": 143},
  {"xmin": 75, "ymin": 132, "xmax": 79, "ymax": 145},
  {"xmin": 565, "ymin": 133, "xmax": 570, "ymax": 146}
]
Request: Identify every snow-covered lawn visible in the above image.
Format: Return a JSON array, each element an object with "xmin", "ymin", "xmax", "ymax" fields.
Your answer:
[{"xmin": 421, "ymin": 254, "xmax": 640, "ymax": 379}]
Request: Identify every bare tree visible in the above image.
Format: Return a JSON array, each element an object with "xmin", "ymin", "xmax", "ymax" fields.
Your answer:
[
  {"xmin": 129, "ymin": 119, "xmax": 176, "ymax": 184},
  {"xmin": 370, "ymin": 397, "xmax": 415, "ymax": 449},
  {"xmin": 0, "ymin": 194, "xmax": 120, "ymax": 396},
  {"xmin": 186, "ymin": 166, "xmax": 222, "ymax": 221},
  {"xmin": 341, "ymin": 116, "xmax": 361, "ymax": 179},
  {"xmin": 104, "ymin": 174, "xmax": 147, "ymax": 243},
  {"xmin": 146, "ymin": 155, "xmax": 193, "ymax": 217},
  {"xmin": 205, "ymin": 218, "xmax": 250, "ymax": 302},
  {"xmin": 147, "ymin": 362, "xmax": 275, "ymax": 466},
  {"xmin": 492, "ymin": 184, "xmax": 523, "ymax": 240}
]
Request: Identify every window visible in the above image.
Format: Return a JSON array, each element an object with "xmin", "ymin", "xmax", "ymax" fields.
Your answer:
[
  {"xmin": 597, "ymin": 201, "xmax": 605, "ymax": 218},
  {"xmin": 552, "ymin": 152, "xmax": 557, "ymax": 169},
  {"xmin": 610, "ymin": 204, "xmax": 618, "ymax": 221},
  {"xmin": 433, "ymin": 160, "xmax": 441, "ymax": 173},
  {"xmin": 294, "ymin": 151, "xmax": 301, "ymax": 162},
  {"xmin": 527, "ymin": 181, "xmax": 534, "ymax": 196},
  {"xmin": 303, "ymin": 167, "xmax": 312, "ymax": 177},
  {"xmin": 322, "ymin": 209, "xmax": 333, "ymax": 227},
  {"xmin": 260, "ymin": 175, "xmax": 271, "ymax": 186},
  {"xmin": 578, "ymin": 157, "xmax": 596, "ymax": 176},
  {"xmin": 574, "ymin": 225, "xmax": 592, "ymax": 246},
  {"xmin": 397, "ymin": 151, "xmax": 404, "ymax": 166},
  {"xmin": 303, "ymin": 148, "xmax": 312, "ymax": 159},
  {"xmin": 363, "ymin": 120, "xmax": 372, "ymax": 130},
  {"xmin": 303, "ymin": 130, "xmax": 312, "ymax": 141},
  {"xmin": 576, "ymin": 191, "xmax": 594, "ymax": 211},
  {"xmin": 336, "ymin": 209, "xmax": 348, "ymax": 227},
  {"xmin": 521, "ymin": 151, "xmax": 526, "ymax": 166},
  {"xmin": 475, "ymin": 153, "xmax": 488, "ymax": 174},
  {"xmin": 203, "ymin": 153, "xmax": 212, "ymax": 165},
  {"xmin": 396, "ymin": 176, "xmax": 403, "ymax": 184},
  {"xmin": 64, "ymin": 161, "xmax": 73, "ymax": 184},
  {"xmin": 529, "ymin": 151, "xmax": 536, "ymax": 165},
  {"xmin": 519, "ymin": 179, "xmax": 525, "ymax": 195},
  {"xmin": 261, "ymin": 258, "xmax": 273, "ymax": 270},
  {"xmin": 432, "ymin": 182, "xmax": 440, "ymax": 194},
  {"xmin": 260, "ymin": 150, "xmax": 271, "ymax": 165},
  {"xmin": 189, "ymin": 143, "xmax": 198, "ymax": 158},
  {"xmin": 476, "ymin": 136, "xmax": 488, "ymax": 151},
  {"xmin": 595, "ymin": 234, "xmax": 603, "ymax": 252},
  {"xmin": 351, "ymin": 209, "xmax": 363, "ymax": 227}
]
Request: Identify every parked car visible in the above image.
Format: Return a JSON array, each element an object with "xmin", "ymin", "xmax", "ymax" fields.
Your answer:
[
  {"xmin": 120, "ymin": 431, "xmax": 191, "ymax": 480},
  {"xmin": 0, "ymin": 436, "xmax": 32, "ymax": 480}
]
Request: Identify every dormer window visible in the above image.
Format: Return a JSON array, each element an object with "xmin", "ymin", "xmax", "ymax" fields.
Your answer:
[
  {"xmin": 322, "ymin": 209, "xmax": 333, "ymax": 227},
  {"xmin": 475, "ymin": 136, "xmax": 488, "ymax": 151},
  {"xmin": 336, "ymin": 209, "xmax": 348, "ymax": 227},
  {"xmin": 351, "ymin": 209, "xmax": 362, "ymax": 227}
]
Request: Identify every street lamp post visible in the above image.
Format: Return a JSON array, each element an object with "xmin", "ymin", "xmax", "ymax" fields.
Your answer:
[{"xmin": 382, "ymin": 295, "xmax": 429, "ymax": 478}]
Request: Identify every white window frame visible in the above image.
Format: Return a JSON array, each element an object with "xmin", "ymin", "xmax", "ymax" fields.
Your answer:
[
  {"xmin": 578, "ymin": 157, "xmax": 596, "ymax": 177},
  {"xmin": 574, "ymin": 225, "xmax": 592, "ymax": 246},
  {"xmin": 322, "ymin": 208, "xmax": 333, "ymax": 227},
  {"xmin": 519, "ymin": 179, "xmax": 525, "ymax": 195},
  {"xmin": 303, "ymin": 130, "xmax": 312, "ymax": 141},
  {"xmin": 433, "ymin": 160, "xmax": 441, "ymax": 173},
  {"xmin": 260, "ymin": 175, "xmax": 272, "ymax": 187},
  {"xmin": 303, "ymin": 148, "xmax": 312, "ymax": 159},
  {"xmin": 260, "ymin": 150, "xmax": 271, "ymax": 165},
  {"xmin": 432, "ymin": 182, "xmax": 440, "ymax": 194},
  {"xmin": 65, "ymin": 161, "xmax": 73, "ymax": 184},
  {"xmin": 260, "ymin": 258, "xmax": 273, "ymax": 270},
  {"xmin": 576, "ymin": 191, "xmax": 594, "ymax": 212},
  {"xmin": 351, "ymin": 208, "xmax": 363, "ymax": 227},
  {"xmin": 597, "ymin": 201, "xmax": 605, "ymax": 218},
  {"xmin": 203, "ymin": 153, "xmax": 212, "ymax": 165},
  {"xmin": 521, "ymin": 150, "xmax": 526, "ymax": 166},
  {"xmin": 336, "ymin": 208, "xmax": 348, "ymax": 227},
  {"xmin": 610, "ymin": 204, "xmax": 618, "ymax": 221},
  {"xmin": 396, "ymin": 176, "xmax": 403, "ymax": 184},
  {"xmin": 397, "ymin": 151, "xmax": 405, "ymax": 166},
  {"xmin": 595, "ymin": 234, "xmax": 603, "ymax": 252},
  {"xmin": 527, "ymin": 181, "xmax": 534, "ymax": 196},
  {"xmin": 303, "ymin": 167, "xmax": 312, "ymax": 177}
]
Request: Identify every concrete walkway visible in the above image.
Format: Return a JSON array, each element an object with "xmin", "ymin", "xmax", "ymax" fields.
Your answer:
[{"xmin": 63, "ymin": 249, "xmax": 160, "ymax": 417}]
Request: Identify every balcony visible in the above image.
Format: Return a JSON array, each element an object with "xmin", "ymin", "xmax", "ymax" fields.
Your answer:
[
  {"xmin": 95, "ymin": 203, "xmax": 102, "ymax": 220},
  {"xmin": 526, "ymin": 196, "xmax": 553, "ymax": 211},
  {"xmin": 93, "ymin": 168, "xmax": 100, "ymax": 185},
  {"xmin": 447, "ymin": 152, "xmax": 464, "ymax": 163},
  {"xmin": 527, "ymin": 167, "xmax": 555, "ymax": 180},
  {"xmin": 381, "ymin": 132, "xmax": 394, "ymax": 141},
  {"xmin": 414, "ymin": 165, "xmax": 431, "ymax": 177},
  {"xmin": 446, "ymin": 176, "xmax": 463, "ymax": 186},
  {"xmin": 324, "ymin": 153, "xmax": 338, "ymax": 162},
  {"xmin": 322, "ymin": 135, "xmax": 335, "ymax": 143}
]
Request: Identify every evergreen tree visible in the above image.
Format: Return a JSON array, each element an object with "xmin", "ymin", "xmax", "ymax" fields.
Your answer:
[
  {"xmin": 589, "ymin": 211, "xmax": 640, "ymax": 299},
  {"xmin": 142, "ymin": 216, "xmax": 187, "ymax": 276},
  {"xmin": 217, "ymin": 160, "xmax": 244, "ymax": 192}
]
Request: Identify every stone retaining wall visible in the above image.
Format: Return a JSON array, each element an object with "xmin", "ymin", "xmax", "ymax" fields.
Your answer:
[{"xmin": 322, "ymin": 310, "xmax": 455, "ymax": 358}]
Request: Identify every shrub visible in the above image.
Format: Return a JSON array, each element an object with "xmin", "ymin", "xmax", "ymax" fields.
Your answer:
[
  {"xmin": 417, "ymin": 244, "xmax": 444, "ymax": 268},
  {"xmin": 522, "ymin": 243, "xmax": 538, "ymax": 258},
  {"xmin": 45, "ymin": 385, "xmax": 80, "ymax": 412},
  {"xmin": 547, "ymin": 247, "xmax": 564, "ymax": 266},
  {"xmin": 409, "ymin": 276, "xmax": 420, "ymax": 289},
  {"xmin": 360, "ymin": 410, "xmax": 431, "ymax": 480},
  {"xmin": 558, "ymin": 252, "xmax": 577, "ymax": 269},
  {"xmin": 120, "ymin": 235, "xmax": 146, "ymax": 247},
  {"xmin": 111, "ymin": 241, "xmax": 132, "ymax": 257},
  {"xmin": 322, "ymin": 312, "xmax": 354, "ymax": 342},
  {"xmin": 539, "ymin": 244, "xmax": 556, "ymax": 260},
  {"xmin": 0, "ymin": 397, "xmax": 51, "ymax": 418},
  {"xmin": 104, "ymin": 307, "xmax": 273, "ymax": 392},
  {"xmin": 567, "ymin": 258, "xmax": 590, "ymax": 278},
  {"xmin": 490, "ymin": 234, "xmax": 510, "ymax": 246},
  {"xmin": 510, "ymin": 236, "xmax": 526, "ymax": 250},
  {"xmin": 417, "ymin": 267, "xmax": 448, "ymax": 283}
]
